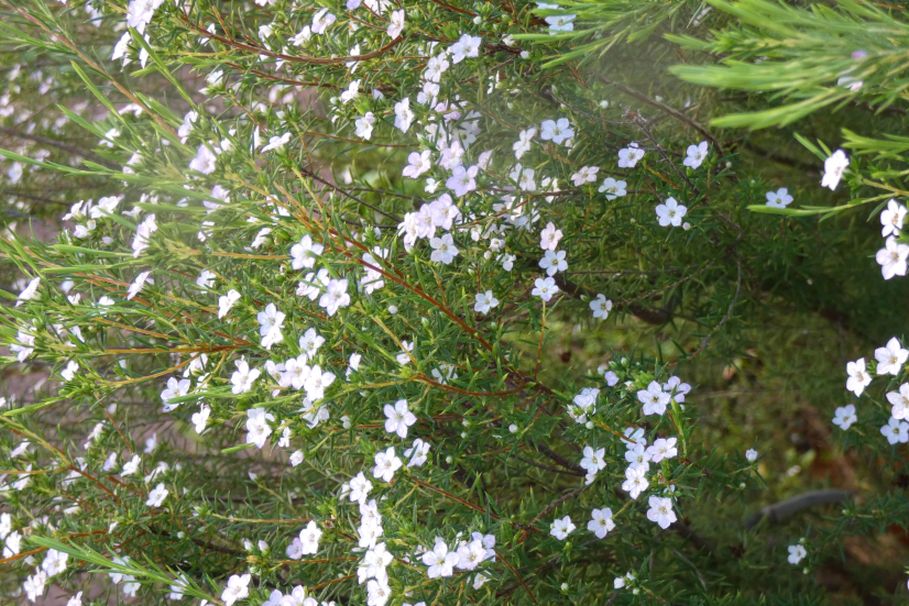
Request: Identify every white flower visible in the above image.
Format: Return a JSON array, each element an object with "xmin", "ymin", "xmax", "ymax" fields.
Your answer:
[
  {"xmin": 41, "ymin": 549, "xmax": 69, "ymax": 577},
  {"xmin": 231, "ymin": 358, "xmax": 261, "ymax": 394},
  {"xmin": 131, "ymin": 214, "xmax": 158, "ymax": 258},
  {"xmin": 876, "ymin": 236, "xmax": 909, "ymax": 280},
  {"xmin": 189, "ymin": 144, "xmax": 217, "ymax": 174},
  {"xmin": 127, "ymin": 270, "xmax": 152, "ymax": 300},
  {"xmin": 881, "ymin": 417, "xmax": 909, "ymax": 444},
  {"xmin": 539, "ymin": 249, "xmax": 567, "ymax": 276},
  {"xmin": 318, "ymin": 278, "xmax": 350, "ymax": 316},
  {"xmin": 646, "ymin": 437, "xmax": 678, "ymax": 463},
  {"xmin": 367, "ymin": 578, "xmax": 391, "ymax": 605},
  {"xmin": 587, "ymin": 507, "xmax": 615, "ymax": 539},
  {"xmin": 545, "ymin": 13, "xmax": 576, "ymax": 33},
  {"xmin": 355, "ymin": 112, "xmax": 376, "ymax": 140},
  {"xmin": 404, "ymin": 437, "xmax": 431, "ymax": 467},
  {"xmin": 261, "ymin": 132, "xmax": 291, "ymax": 153},
  {"xmin": 646, "ymin": 495, "xmax": 677, "ymax": 529},
  {"xmin": 832, "ymin": 404, "xmax": 857, "ymax": 430},
  {"xmin": 745, "ymin": 448, "xmax": 758, "ymax": 463},
  {"xmin": 396, "ymin": 340, "xmax": 414, "ymax": 366},
  {"xmin": 384, "ymin": 399, "xmax": 417, "ymax": 438},
  {"xmin": 845, "ymin": 357, "xmax": 872, "ymax": 396},
  {"xmin": 146, "ymin": 483, "xmax": 168, "ymax": 508},
  {"xmin": 683, "ymin": 141, "xmax": 708, "ymax": 169},
  {"xmin": 513, "ymin": 127, "xmax": 536, "ymax": 159},
  {"xmin": 11, "ymin": 326, "xmax": 35, "ymax": 362},
  {"xmin": 881, "ymin": 199, "xmax": 907, "ymax": 237},
  {"xmin": 257, "ymin": 303, "xmax": 285, "ymax": 350},
  {"xmin": 394, "ymin": 97, "xmax": 414, "ymax": 133},
  {"xmin": 403, "ymin": 150, "xmax": 431, "ymax": 179},
  {"xmin": 422, "ymin": 538, "xmax": 458, "ymax": 578},
  {"xmin": 387, "ymin": 8, "xmax": 404, "ymax": 38},
  {"xmin": 617, "ymin": 142, "xmax": 645, "ymax": 168},
  {"xmin": 311, "ymin": 7, "xmax": 336, "ymax": 34},
  {"xmin": 296, "ymin": 520, "xmax": 322, "ymax": 556},
  {"xmin": 342, "ymin": 471, "xmax": 372, "ymax": 504},
  {"xmin": 160, "ymin": 377, "xmax": 190, "ymax": 412},
  {"xmin": 24, "ymin": 570, "xmax": 47, "ymax": 603},
  {"xmin": 787, "ymin": 544, "xmax": 807, "ymax": 565},
  {"xmin": 598, "ymin": 177, "xmax": 627, "ymax": 200},
  {"xmin": 290, "ymin": 235, "xmax": 324, "ymax": 270},
  {"xmin": 590, "ymin": 294, "xmax": 613, "ymax": 320},
  {"xmin": 423, "ymin": 54, "xmax": 450, "ymax": 82},
  {"xmin": 656, "ymin": 197, "xmax": 687, "ymax": 227},
  {"xmin": 580, "ymin": 445, "xmax": 606, "ymax": 482},
  {"xmin": 449, "ymin": 34, "xmax": 481, "ymax": 64},
  {"xmin": 339, "ymin": 79, "xmax": 360, "ymax": 104},
  {"xmin": 196, "ymin": 270, "xmax": 216, "ymax": 289},
  {"xmin": 539, "ymin": 118, "xmax": 574, "ymax": 146},
  {"xmin": 540, "ymin": 222, "xmax": 563, "ymax": 251},
  {"xmin": 372, "ymin": 446, "xmax": 402, "ymax": 482},
  {"xmin": 455, "ymin": 538, "xmax": 487, "ymax": 571},
  {"xmin": 221, "ymin": 574, "xmax": 251, "ymax": 606},
  {"xmin": 887, "ymin": 383, "xmax": 909, "ymax": 420},
  {"xmin": 549, "ymin": 515, "xmax": 575, "ymax": 540},
  {"xmin": 191, "ymin": 404, "xmax": 210, "ymax": 434},
  {"xmin": 821, "ymin": 149, "xmax": 849, "ymax": 191},
  {"xmin": 474, "ymin": 290, "xmax": 499, "ymax": 315},
  {"xmin": 303, "ymin": 365, "xmax": 335, "ymax": 401},
  {"xmin": 429, "ymin": 233, "xmax": 459, "ymax": 264},
  {"xmin": 446, "ymin": 164, "xmax": 478, "ymax": 197},
  {"xmin": 61, "ymin": 360, "xmax": 79, "ymax": 382},
  {"xmin": 126, "ymin": 0, "xmax": 165, "ymax": 33},
  {"xmin": 637, "ymin": 381, "xmax": 670, "ymax": 416},
  {"xmin": 245, "ymin": 407, "xmax": 274, "ymax": 448},
  {"xmin": 298, "ymin": 327, "xmax": 325, "ymax": 361},
  {"xmin": 15, "ymin": 277, "xmax": 40, "ymax": 307},
  {"xmin": 531, "ymin": 276, "xmax": 559, "ymax": 302},
  {"xmin": 347, "ymin": 472, "xmax": 373, "ymax": 504},
  {"xmin": 121, "ymin": 454, "xmax": 141, "ymax": 476},
  {"xmin": 571, "ymin": 165, "xmax": 599, "ymax": 186},
  {"xmin": 218, "ymin": 289, "xmax": 241, "ymax": 319},
  {"xmin": 765, "ymin": 187, "xmax": 793, "ymax": 208},
  {"xmin": 875, "ymin": 337, "xmax": 908, "ymax": 375}
]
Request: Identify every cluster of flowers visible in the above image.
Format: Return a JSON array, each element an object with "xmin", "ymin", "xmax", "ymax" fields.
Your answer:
[
  {"xmin": 0, "ymin": 0, "xmax": 802, "ymax": 601},
  {"xmin": 558, "ymin": 373, "xmax": 689, "ymax": 541},
  {"xmin": 839, "ymin": 337, "xmax": 909, "ymax": 444}
]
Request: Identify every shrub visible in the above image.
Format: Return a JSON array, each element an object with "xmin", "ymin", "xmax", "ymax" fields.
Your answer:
[{"xmin": 1, "ymin": 1, "xmax": 908, "ymax": 604}]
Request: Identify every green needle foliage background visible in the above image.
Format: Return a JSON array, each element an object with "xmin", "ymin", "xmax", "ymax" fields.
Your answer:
[{"xmin": 0, "ymin": 0, "xmax": 908, "ymax": 604}]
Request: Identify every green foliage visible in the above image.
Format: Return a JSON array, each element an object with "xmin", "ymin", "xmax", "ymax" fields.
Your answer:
[{"xmin": 0, "ymin": 0, "xmax": 908, "ymax": 605}]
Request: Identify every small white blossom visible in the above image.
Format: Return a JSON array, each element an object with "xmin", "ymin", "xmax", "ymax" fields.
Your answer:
[
  {"xmin": 683, "ymin": 141, "xmax": 708, "ymax": 169},
  {"xmin": 617, "ymin": 142, "xmax": 645, "ymax": 168},
  {"xmin": 875, "ymin": 337, "xmax": 908, "ymax": 375},
  {"xmin": 549, "ymin": 515, "xmax": 575, "ymax": 540},
  {"xmin": 765, "ymin": 187, "xmax": 793, "ymax": 209},
  {"xmin": 656, "ymin": 197, "xmax": 687, "ymax": 227},
  {"xmin": 787, "ymin": 544, "xmax": 807, "ymax": 565},
  {"xmin": 832, "ymin": 404, "xmax": 857, "ymax": 430},
  {"xmin": 531, "ymin": 276, "xmax": 559, "ymax": 302},
  {"xmin": 384, "ymin": 399, "xmax": 417, "ymax": 439},
  {"xmin": 646, "ymin": 496, "xmax": 677, "ymax": 529},
  {"xmin": 587, "ymin": 507, "xmax": 615, "ymax": 539},
  {"xmin": 821, "ymin": 149, "xmax": 849, "ymax": 191},
  {"xmin": 372, "ymin": 446, "xmax": 402, "ymax": 482},
  {"xmin": 474, "ymin": 290, "xmax": 499, "ymax": 315},
  {"xmin": 146, "ymin": 483, "xmax": 168, "ymax": 508}
]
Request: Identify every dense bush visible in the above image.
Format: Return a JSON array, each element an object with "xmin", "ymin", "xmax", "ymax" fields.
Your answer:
[{"xmin": 1, "ymin": 0, "xmax": 909, "ymax": 604}]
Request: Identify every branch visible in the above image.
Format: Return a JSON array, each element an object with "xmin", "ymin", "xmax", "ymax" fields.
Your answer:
[{"xmin": 745, "ymin": 489, "xmax": 853, "ymax": 529}]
